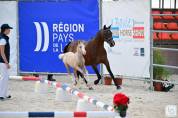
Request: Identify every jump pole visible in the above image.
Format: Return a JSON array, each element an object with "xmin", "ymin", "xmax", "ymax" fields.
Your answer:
[
  {"xmin": 37, "ymin": 80, "xmax": 115, "ymax": 112},
  {"xmin": 0, "ymin": 111, "xmax": 118, "ymax": 118}
]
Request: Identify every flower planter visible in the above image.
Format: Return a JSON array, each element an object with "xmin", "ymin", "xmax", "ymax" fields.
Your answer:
[
  {"xmin": 104, "ymin": 76, "xmax": 112, "ymax": 85},
  {"xmin": 153, "ymin": 82, "xmax": 163, "ymax": 91},
  {"xmin": 115, "ymin": 77, "xmax": 123, "ymax": 86},
  {"xmin": 113, "ymin": 93, "xmax": 129, "ymax": 118},
  {"xmin": 104, "ymin": 76, "xmax": 123, "ymax": 86}
]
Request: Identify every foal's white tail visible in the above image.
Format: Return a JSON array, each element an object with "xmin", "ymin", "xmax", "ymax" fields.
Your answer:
[{"xmin": 59, "ymin": 54, "xmax": 65, "ymax": 59}]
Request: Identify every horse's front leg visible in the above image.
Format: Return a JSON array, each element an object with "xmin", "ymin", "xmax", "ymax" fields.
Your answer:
[
  {"xmin": 77, "ymin": 64, "xmax": 88, "ymax": 81},
  {"xmin": 84, "ymin": 66, "xmax": 89, "ymax": 81},
  {"xmin": 92, "ymin": 65, "xmax": 102, "ymax": 85},
  {"xmin": 82, "ymin": 64, "xmax": 88, "ymax": 75},
  {"xmin": 103, "ymin": 59, "xmax": 121, "ymax": 90},
  {"xmin": 76, "ymin": 66, "xmax": 93, "ymax": 90},
  {"xmin": 76, "ymin": 66, "xmax": 85, "ymax": 75}
]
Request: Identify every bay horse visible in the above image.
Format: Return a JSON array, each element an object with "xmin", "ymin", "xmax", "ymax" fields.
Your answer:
[
  {"xmin": 64, "ymin": 25, "xmax": 121, "ymax": 89},
  {"xmin": 59, "ymin": 41, "xmax": 93, "ymax": 90}
]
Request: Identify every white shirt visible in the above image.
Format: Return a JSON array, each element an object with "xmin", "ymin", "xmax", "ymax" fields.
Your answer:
[{"xmin": 0, "ymin": 38, "xmax": 6, "ymax": 45}]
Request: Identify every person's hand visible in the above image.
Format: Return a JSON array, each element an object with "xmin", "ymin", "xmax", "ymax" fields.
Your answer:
[{"xmin": 6, "ymin": 63, "xmax": 10, "ymax": 69}]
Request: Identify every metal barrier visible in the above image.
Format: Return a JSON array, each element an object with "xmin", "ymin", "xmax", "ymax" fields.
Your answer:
[{"xmin": 151, "ymin": 13, "xmax": 178, "ymax": 89}]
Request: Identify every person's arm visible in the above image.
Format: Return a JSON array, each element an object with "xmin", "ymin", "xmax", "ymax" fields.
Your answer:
[
  {"xmin": 0, "ymin": 45, "xmax": 8, "ymax": 63},
  {"xmin": 0, "ymin": 38, "xmax": 10, "ymax": 69},
  {"xmin": 0, "ymin": 45, "xmax": 10, "ymax": 69}
]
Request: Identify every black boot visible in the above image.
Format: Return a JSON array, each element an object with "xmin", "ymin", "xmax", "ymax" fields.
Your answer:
[
  {"xmin": 47, "ymin": 74, "xmax": 56, "ymax": 81},
  {"xmin": 33, "ymin": 74, "xmax": 39, "ymax": 77},
  {"xmin": 116, "ymin": 85, "xmax": 121, "ymax": 90}
]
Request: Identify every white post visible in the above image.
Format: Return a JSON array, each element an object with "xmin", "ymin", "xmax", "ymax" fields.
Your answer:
[
  {"xmin": 76, "ymin": 98, "xmax": 97, "ymax": 111},
  {"xmin": 34, "ymin": 81, "xmax": 48, "ymax": 94},
  {"xmin": 55, "ymin": 88, "xmax": 72, "ymax": 102}
]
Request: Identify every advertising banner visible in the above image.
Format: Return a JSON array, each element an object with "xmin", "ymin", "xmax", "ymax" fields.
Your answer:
[
  {"xmin": 19, "ymin": 0, "xmax": 99, "ymax": 73},
  {"xmin": 102, "ymin": 0, "xmax": 150, "ymax": 78}
]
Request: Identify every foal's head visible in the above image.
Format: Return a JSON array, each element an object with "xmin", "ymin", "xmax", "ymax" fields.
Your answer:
[
  {"xmin": 103, "ymin": 25, "xmax": 115, "ymax": 47},
  {"xmin": 77, "ymin": 41, "xmax": 86, "ymax": 55}
]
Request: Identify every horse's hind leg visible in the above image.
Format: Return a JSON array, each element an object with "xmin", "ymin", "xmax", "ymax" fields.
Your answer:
[
  {"xmin": 65, "ymin": 63, "xmax": 71, "ymax": 75},
  {"xmin": 65, "ymin": 64, "xmax": 73, "ymax": 80},
  {"xmin": 92, "ymin": 65, "xmax": 102, "ymax": 85},
  {"xmin": 73, "ymin": 70, "xmax": 78, "ymax": 86}
]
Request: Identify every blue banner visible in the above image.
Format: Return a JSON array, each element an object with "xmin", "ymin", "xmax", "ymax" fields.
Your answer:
[{"xmin": 19, "ymin": 1, "xmax": 99, "ymax": 73}]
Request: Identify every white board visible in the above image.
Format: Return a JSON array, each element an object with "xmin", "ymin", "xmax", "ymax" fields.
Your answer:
[{"xmin": 102, "ymin": 0, "xmax": 150, "ymax": 78}]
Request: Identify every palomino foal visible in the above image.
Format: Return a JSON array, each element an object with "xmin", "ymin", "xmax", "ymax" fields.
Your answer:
[{"xmin": 59, "ymin": 41, "xmax": 92, "ymax": 90}]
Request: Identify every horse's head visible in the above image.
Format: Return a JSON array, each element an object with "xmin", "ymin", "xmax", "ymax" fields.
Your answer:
[
  {"xmin": 77, "ymin": 41, "xmax": 86, "ymax": 55},
  {"xmin": 103, "ymin": 25, "xmax": 115, "ymax": 47}
]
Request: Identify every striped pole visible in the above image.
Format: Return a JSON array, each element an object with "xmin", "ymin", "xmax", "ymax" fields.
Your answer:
[
  {"xmin": 39, "ymin": 80, "xmax": 115, "ymax": 112},
  {"xmin": 10, "ymin": 76, "xmax": 40, "ymax": 81},
  {"xmin": 0, "ymin": 111, "xmax": 118, "ymax": 118}
]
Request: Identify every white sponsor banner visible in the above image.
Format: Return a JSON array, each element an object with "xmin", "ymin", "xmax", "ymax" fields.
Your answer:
[
  {"xmin": 0, "ymin": 1, "xmax": 17, "ymax": 75},
  {"xmin": 102, "ymin": 0, "xmax": 150, "ymax": 78}
]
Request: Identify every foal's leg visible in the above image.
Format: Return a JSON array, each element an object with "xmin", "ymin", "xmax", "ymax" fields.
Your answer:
[
  {"xmin": 76, "ymin": 67, "xmax": 93, "ymax": 90},
  {"xmin": 92, "ymin": 65, "xmax": 102, "ymax": 85},
  {"xmin": 77, "ymin": 70, "xmax": 88, "ymax": 84},
  {"xmin": 103, "ymin": 59, "xmax": 121, "ymax": 90},
  {"xmin": 73, "ymin": 70, "xmax": 78, "ymax": 86},
  {"xmin": 83, "ymin": 66, "xmax": 89, "ymax": 82},
  {"xmin": 65, "ymin": 63, "xmax": 71, "ymax": 75},
  {"xmin": 76, "ymin": 62, "xmax": 87, "ymax": 80},
  {"xmin": 82, "ymin": 65, "xmax": 88, "ymax": 74},
  {"xmin": 77, "ymin": 71, "xmax": 82, "ymax": 79},
  {"xmin": 76, "ymin": 64, "xmax": 87, "ymax": 81},
  {"xmin": 76, "ymin": 66, "xmax": 85, "ymax": 75},
  {"xmin": 65, "ymin": 63, "xmax": 73, "ymax": 82}
]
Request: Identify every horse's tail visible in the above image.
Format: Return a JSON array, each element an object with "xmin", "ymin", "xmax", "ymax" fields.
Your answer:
[
  {"xmin": 63, "ymin": 42, "xmax": 71, "ymax": 53},
  {"xmin": 58, "ymin": 54, "xmax": 65, "ymax": 60}
]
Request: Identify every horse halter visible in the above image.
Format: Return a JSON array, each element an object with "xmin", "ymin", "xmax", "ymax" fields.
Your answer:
[{"xmin": 103, "ymin": 29, "xmax": 115, "ymax": 47}]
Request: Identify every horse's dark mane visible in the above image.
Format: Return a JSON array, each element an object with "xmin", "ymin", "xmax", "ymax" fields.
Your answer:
[
  {"xmin": 63, "ymin": 42, "xmax": 71, "ymax": 53},
  {"xmin": 90, "ymin": 29, "xmax": 103, "ymax": 42}
]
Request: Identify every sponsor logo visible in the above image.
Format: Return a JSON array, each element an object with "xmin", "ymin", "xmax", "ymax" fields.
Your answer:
[
  {"xmin": 33, "ymin": 21, "xmax": 85, "ymax": 53},
  {"xmin": 165, "ymin": 105, "xmax": 177, "ymax": 117},
  {"xmin": 111, "ymin": 18, "xmax": 145, "ymax": 41},
  {"xmin": 140, "ymin": 48, "xmax": 144, "ymax": 56},
  {"xmin": 133, "ymin": 48, "xmax": 145, "ymax": 56},
  {"xmin": 33, "ymin": 22, "xmax": 49, "ymax": 52}
]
